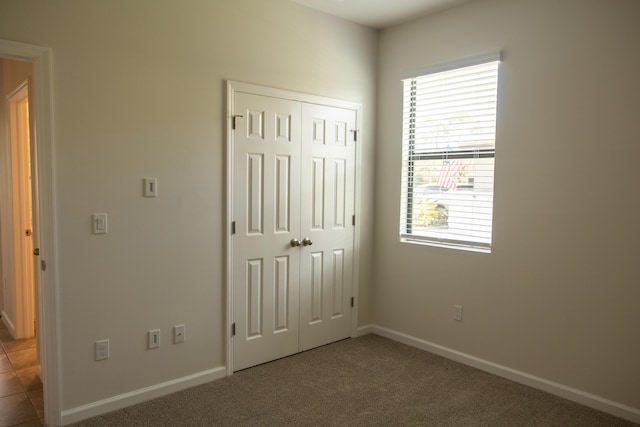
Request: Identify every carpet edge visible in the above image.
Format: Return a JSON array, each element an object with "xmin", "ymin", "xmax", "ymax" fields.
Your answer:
[
  {"xmin": 370, "ymin": 325, "xmax": 640, "ymax": 424},
  {"xmin": 60, "ymin": 366, "xmax": 227, "ymax": 425}
]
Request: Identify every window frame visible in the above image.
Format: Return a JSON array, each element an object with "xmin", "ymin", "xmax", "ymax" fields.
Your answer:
[{"xmin": 400, "ymin": 53, "xmax": 501, "ymax": 253}]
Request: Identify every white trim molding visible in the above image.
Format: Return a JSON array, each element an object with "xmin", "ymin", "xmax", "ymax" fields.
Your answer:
[
  {"xmin": 61, "ymin": 367, "xmax": 227, "ymax": 425},
  {"xmin": 0, "ymin": 39, "xmax": 60, "ymax": 427},
  {"xmin": 367, "ymin": 325, "xmax": 640, "ymax": 424},
  {"xmin": 1, "ymin": 310, "xmax": 16, "ymax": 337},
  {"xmin": 356, "ymin": 324, "xmax": 374, "ymax": 337}
]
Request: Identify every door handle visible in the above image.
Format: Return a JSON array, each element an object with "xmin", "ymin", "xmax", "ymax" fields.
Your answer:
[
  {"xmin": 290, "ymin": 239, "xmax": 301, "ymax": 247},
  {"xmin": 302, "ymin": 238, "xmax": 313, "ymax": 246}
]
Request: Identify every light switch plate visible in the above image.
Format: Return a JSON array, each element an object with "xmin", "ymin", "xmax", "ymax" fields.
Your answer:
[
  {"xmin": 453, "ymin": 305, "xmax": 463, "ymax": 321},
  {"xmin": 144, "ymin": 178, "xmax": 158, "ymax": 197},
  {"xmin": 148, "ymin": 329, "xmax": 160, "ymax": 349},
  {"xmin": 92, "ymin": 213, "xmax": 107, "ymax": 234}
]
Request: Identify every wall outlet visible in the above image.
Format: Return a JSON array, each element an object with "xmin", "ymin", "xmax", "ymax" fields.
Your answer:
[
  {"xmin": 174, "ymin": 324, "xmax": 185, "ymax": 344},
  {"xmin": 148, "ymin": 329, "xmax": 160, "ymax": 349},
  {"xmin": 453, "ymin": 305, "xmax": 463, "ymax": 321},
  {"xmin": 96, "ymin": 339, "xmax": 110, "ymax": 360}
]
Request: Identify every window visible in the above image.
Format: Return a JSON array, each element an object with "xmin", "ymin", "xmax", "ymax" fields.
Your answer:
[{"xmin": 400, "ymin": 55, "xmax": 500, "ymax": 252}]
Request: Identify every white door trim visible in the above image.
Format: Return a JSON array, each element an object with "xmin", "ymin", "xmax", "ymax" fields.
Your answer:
[
  {"xmin": 0, "ymin": 39, "xmax": 61, "ymax": 427},
  {"xmin": 226, "ymin": 81, "xmax": 362, "ymax": 375}
]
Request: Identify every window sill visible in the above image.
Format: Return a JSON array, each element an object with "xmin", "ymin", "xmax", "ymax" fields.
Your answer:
[{"xmin": 400, "ymin": 237, "xmax": 491, "ymax": 254}]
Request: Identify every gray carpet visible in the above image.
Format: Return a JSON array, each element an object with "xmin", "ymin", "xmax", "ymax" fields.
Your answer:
[{"xmin": 74, "ymin": 334, "xmax": 636, "ymax": 426}]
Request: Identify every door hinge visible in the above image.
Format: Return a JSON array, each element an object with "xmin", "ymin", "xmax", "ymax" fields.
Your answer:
[
  {"xmin": 351, "ymin": 297, "xmax": 355, "ymax": 308},
  {"xmin": 232, "ymin": 115, "xmax": 244, "ymax": 130},
  {"xmin": 351, "ymin": 129, "xmax": 358, "ymax": 142},
  {"xmin": 231, "ymin": 221, "xmax": 236, "ymax": 235},
  {"xmin": 352, "ymin": 215, "xmax": 356, "ymax": 226},
  {"xmin": 231, "ymin": 322, "xmax": 236, "ymax": 336}
]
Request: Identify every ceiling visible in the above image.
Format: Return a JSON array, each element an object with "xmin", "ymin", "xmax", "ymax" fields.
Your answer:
[{"xmin": 291, "ymin": 0, "xmax": 477, "ymax": 29}]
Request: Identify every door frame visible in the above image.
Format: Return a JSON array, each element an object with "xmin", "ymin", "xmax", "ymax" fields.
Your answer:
[
  {"xmin": 226, "ymin": 81, "xmax": 363, "ymax": 375},
  {"xmin": 0, "ymin": 39, "xmax": 61, "ymax": 427}
]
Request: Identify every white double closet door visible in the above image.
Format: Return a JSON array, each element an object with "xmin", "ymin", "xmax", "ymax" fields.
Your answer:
[{"xmin": 232, "ymin": 90, "xmax": 357, "ymax": 371}]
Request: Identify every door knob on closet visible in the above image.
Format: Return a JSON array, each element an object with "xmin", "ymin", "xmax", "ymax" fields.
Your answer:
[
  {"xmin": 302, "ymin": 238, "xmax": 313, "ymax": 246},
  {"xmin": 290, "ymin": 238, "xmax": 301, "ymax": 247}
]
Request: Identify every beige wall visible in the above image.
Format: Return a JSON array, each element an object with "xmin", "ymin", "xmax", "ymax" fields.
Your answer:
[
  {"xmin": 0, "ymin": 0, "xmax": 377, "ymax": 411},
  {"xmin": 0, "ymin": 58, "xmax": 33, "ymax": 331},
  {"xmin": 375, "ymin": 0, "xmax": 640, "ymax": 410}
]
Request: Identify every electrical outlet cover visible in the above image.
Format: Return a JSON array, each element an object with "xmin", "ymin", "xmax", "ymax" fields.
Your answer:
[
  {"xmin": 96, "ymin": 339, "xmax": 110, "ymax": 360},
  {"xmin": 174, "ymin": 324, "xmax": 185, "ymax": 344}
]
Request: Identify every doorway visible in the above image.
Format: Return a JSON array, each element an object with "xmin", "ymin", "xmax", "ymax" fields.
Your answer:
[
  {"xmin": 5, "ymin": 72, "xmax": 36, "ymax": 340},
  {"xmin": 0, "ymin": 39, "xmax": 58, "ymax": 427},
  {"xmin": 227, "ymin": 82, "xmax": 361, "ymax": 372},
  {"xmin": 0, "ymin": 57, "xmax": 44, "ymax": 423}
]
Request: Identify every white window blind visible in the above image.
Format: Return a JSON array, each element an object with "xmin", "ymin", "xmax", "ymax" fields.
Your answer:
[{"xmin": 400, "ymin": 58, "xmax": 500, "ymax": 252}]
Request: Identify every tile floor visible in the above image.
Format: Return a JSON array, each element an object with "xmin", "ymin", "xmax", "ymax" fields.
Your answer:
[{"xmin": 0, "ymin": 320, "xmax": 43, "ymax": 427}]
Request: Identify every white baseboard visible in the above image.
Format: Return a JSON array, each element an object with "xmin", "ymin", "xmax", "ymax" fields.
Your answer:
[
  {"xmin": 369, "ymin": 325, "xmax": 640, "ymax": 424},
  {"xmin": 356, "ymin": 323, "xmax": 374, "ymax": 337},
  {"xmin": 1, "ymin": 310, "xmax": 16, "ymax": 338},
  {"xmin": 60, "ymin": 366, "xmax": 227, "ymax": 425}
]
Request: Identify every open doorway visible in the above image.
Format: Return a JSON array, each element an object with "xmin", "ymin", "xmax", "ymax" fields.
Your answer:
[
  {"xmin": 0, "ymin": 57, "xmax": 44, "ymax": 423},
  {"xmin": 0, "ymin": 39, "xmax": 58, "ymax": 426}
]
